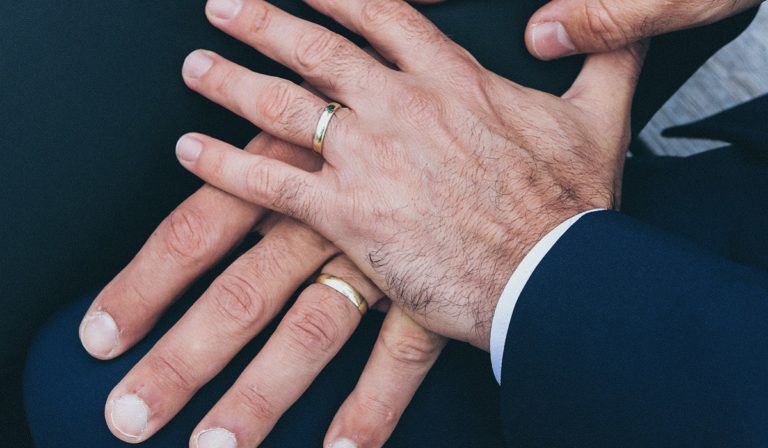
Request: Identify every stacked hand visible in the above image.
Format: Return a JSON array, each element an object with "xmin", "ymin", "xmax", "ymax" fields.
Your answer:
[
  {"xmin": 81, "ymin": 119, "xmax": 446, "ymax": 446},
  {"xmin": 176, "ymin": 0, "xmax": 644, "ymax": 347},
  {"xmin": 79, "ymin": 0, "xmax": 762, "ymax": 446}
]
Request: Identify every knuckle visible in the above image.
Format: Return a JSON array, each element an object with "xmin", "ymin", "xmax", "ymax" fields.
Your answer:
[
  {"xmin": 356, "ymin": 392, "xmax": 398, "ymax": 426},
  {"xmin": 269, "ymin": 176, "xmax": 315, "ymax": 225},
  {"xmin": 210, "ymin": 272, "xmax": 267, "ymax": 331},
  {"xmin": 381, "ymin": 326, "xmax": 440, "ymax": 366},
  {"xmin": 235, "ymin": 383, "xmax": 275, "ymax": 421},
  {"xmin": 294, "ymin": 29, "xmax": 343, "ymax": 74},
  {"xmin": 145, "ymin": 350, "xmax": 198, "ymax": 393},
  {"xmin": 245, "ymin": 1, "xmax": 272, "ymax": 35},
  {"xmin": 285, "ymin": 296, "xmax": 342, "ymax": 357},
  {"xmin": 214, "ymin": 68, "xmax": 243, "ymax": 109},
  {"xmin": 444, "ymin": 62, "xmax": 486, "ymax": 90},
  {"xmin": 124, "ymin": 282, "xmax": 156, "ymax": 316},
  {"xmin": 583, "ymin": 0, "xmax": 633, "ymax": 49},
  {"xmin": 360, "ymin": 0, "xmax": 406, "ymax": 33},
  {"xmin": 244, "ymin": 160, "xmax": 276, "ymax": 202},
  {"xmin": 260, "ymin": 80, "xmax": 297, "ymax": 128},
  {"xmin": 162, "ymin": 205, "xmax": 213, "ymax": 265}
]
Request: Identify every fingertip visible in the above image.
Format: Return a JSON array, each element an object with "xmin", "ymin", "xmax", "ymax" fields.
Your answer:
[
  {"xmin": 79, "ymin": 311, "xmax": 120, "ymax": 360},
  {"xmin": 176, "ymin": 134, "xmax": 204, "ymax": 164},
  {"xmin": 105, "ymin": 393, "xmax": 151, "ymax": 444},
  {"xmin": 326, "ymin": 437, "xmax": 359, "ymax": 448},
  {"xmin": 182, "ymin": 50, "xmax": 215, "ymax": 81},
  {"xmin": 528, "ymin": 21, "xmax": 577, "ymax": 61}
]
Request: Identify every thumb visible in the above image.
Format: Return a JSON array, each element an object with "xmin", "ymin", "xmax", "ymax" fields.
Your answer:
[
  {"xmin": 526, "ymin": 0, "xmax": 657, "ymax": 59},
  {"xmin": 526, "ymin": 0, "xmax": 760, "ymax": 60},
  {"xmin": 562, "ymin": 41, "xmax": 648, "ymax": 132}
]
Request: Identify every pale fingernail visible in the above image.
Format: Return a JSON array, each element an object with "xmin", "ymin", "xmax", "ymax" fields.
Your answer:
[
  {"xmin": 176, "ymin": 135, "xmax": 203, "ymax": 162},
  {"xmin": 531, "ymin": 22, "xmax": 577, "ymax": 60},
  {"xmin": 79, "ymin": 311, "xmax": 119, "ymax": 358},
  {"xmin": 206, "ymin": 0, "xmax": 242, "ymax": 20},
  {"xmin": 183, "ymin": 51, "xmax": 214, "ymax": 79},
  {"xmin": 331, "ymin": 438, "xmax": 358, "ymax": 448},
  {"xmin": 195, "ymin": 428, "xmax": 238, "ymax": 448},
  {"xmin": 109, "ymin": 394, "xmax": 149, "ymax": 440}
]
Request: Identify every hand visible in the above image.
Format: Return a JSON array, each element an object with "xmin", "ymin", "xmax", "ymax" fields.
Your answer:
[
  {"xmin": 174, "ymin": 0, "xmax": 646, "ymax": 349},
  {"xmin": 80, "ymin": 130, "xmax": 446, "ymax": 447},
  {"xmin": 525, "ymin": 0, "xmax": 763, "ymax": 60}
]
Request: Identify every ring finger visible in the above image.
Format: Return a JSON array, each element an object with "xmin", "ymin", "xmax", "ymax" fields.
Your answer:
[
  {"xmin": 103, "ymin": 218, "xmax": 336, "ymax": 443},
  {"xmin": 191, "ymin": 255, "xmax": 384, "ymax": 448}
]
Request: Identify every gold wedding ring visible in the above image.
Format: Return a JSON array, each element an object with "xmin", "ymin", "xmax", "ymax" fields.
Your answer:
[
  {"xmin": 315, "ymin": 273, "xmax": 369, "ymax": 316},
  {"xmin": 312, "ymin": 102, "xmax": 342, "ymax": 155}
]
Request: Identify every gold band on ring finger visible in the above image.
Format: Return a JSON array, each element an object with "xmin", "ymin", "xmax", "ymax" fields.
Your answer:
[
  {"xmin": 315, "ymin": 273, "xmax": 368, "ymax": 316},
  {"xmin": 312, "ymin": 102, "xmax": 342, "ymax": 155}
]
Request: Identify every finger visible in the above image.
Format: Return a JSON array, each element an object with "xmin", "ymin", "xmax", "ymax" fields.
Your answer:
[
  {"xmin": 104, "ymin": 219, "xmax": 336, "ymax": 443},
  {"xmin": 175, "ymin": 133, "xmax": 331, "ymax": 227},
  {"xmin": 204, "ymin": 0, "xmax": 389, "ymax": 103},
  {"xmin": 190, "ymin": 256, "xmax": 384, "ymax": 448},
  {"xmin": 79, "ymin": 134, "xmax": 318, "ymax": 360},
  {"xmin": 563, "ymin": 42, "xmax": 648, "ymax": 121},
  {"xmin": 303, "ymin": 0, "xmax": 462, "ymax": 72},
  {"xmin": 525, "ymin": 0, "xmax": 758, "ymax": 60},
  {"xmin": 325, "ymin": 306, "xmax": 446, "ymax": 448},
  {"xmin": 182, "ymin": 50, "xmax": 355, "ymax": 152}
]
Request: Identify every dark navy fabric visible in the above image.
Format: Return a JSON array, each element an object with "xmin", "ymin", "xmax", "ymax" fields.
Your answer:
[
  {"xmin": 500, "ymin": 140, "xmax": 768, "ymax": 445},
  {"xmin": 7, "ymin": 0, "xmax": 760, "ymax": 445}
]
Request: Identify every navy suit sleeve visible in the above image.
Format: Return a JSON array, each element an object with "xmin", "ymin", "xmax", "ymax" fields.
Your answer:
[{"xmin": 500, "ymin": 210, "xmax": 768, "ymax": 447}]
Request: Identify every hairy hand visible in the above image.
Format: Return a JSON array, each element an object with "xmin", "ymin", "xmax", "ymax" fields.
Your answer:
[
  {"xmin": 525, "ymin": 0, "xmax": 763, "ymax": 60},
  {"xmin": 175, "ymin": 0, "xmax": 646, "ymax": 349}
]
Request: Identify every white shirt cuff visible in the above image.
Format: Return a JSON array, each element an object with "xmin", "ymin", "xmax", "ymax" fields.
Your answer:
[{"xmin": 490, "ymin": 209, "xmax": 603, "ymax": 384}]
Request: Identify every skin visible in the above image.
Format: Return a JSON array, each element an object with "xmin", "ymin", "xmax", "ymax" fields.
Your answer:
[
  {"xmin": 81, "ymin": 1, "xmax": 449, "ymax": 446},
  {"xmin": 81, "ymin": 100, "xmax": 445, "ymax": 446},
  {"xmin": 524, "ymin": 0, "xmax": 764, "ymax": 60},
  {"xmin": 79, "ymin": 0, "xmax": 761, "ymax": 446},
  {"xmin": 176, "ymin": 0, "xmax": 646, "ymax": 354}
]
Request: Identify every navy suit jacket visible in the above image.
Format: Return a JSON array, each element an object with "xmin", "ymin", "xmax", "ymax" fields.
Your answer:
[{"xmin": 500, "ymin": 96, "xmax": 768, "ymax": 446}]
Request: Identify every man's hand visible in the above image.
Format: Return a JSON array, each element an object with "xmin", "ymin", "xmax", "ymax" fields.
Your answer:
[
  {"xmin": 525, "ymin": 0, "xmax": 763, "ymax": 60},
  {"xmin": 175, "ymin": 0, "xmax": 646, "ymax": 349},
  {"xmin": 80, "ymin": 130, "xmax": 446, "ymax": 447}
]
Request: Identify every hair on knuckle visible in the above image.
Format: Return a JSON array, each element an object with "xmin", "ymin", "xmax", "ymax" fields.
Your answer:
[
  {"xmin": 261, "ymin": 81, "xmax": 296, "ymax": 126},
  {"xmin": 294, "ymin": 29, "xmax": 341, "ymax": 74}
]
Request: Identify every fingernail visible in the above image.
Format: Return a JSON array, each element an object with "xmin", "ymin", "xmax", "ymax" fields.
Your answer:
[
  {"xmin": 195, "ymin": 428, "xmax": 238, "ymax": 448},
  {"xmin": 109, "ymin": 394, "xmax": 149, "ymax": 440},
  {"xmin": 206, "ymin": 0, "xmax": 242, "ymax": 20},
  {"xmin": 531, "ymin": 22, "xmax": 577, "ymax": 60},
  {"xmin": 176, "ymin": 135, "xmax": 203, "ymax": 162},
  {"xmin": 79, "ymin": 311, "xmax": 119, "ymax": 358},
  {"xmin": 331, "ymin": 438, "xmax": 358, "ymax": 448},
  {"xmin": 183, "ymin": 51, "xmax": 214, "ymax": 79}
]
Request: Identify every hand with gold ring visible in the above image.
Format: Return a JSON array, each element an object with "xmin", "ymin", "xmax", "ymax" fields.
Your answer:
[
  {"xmin": 175, "ymin": 0, "xmax": 645, "ymax": 346},
  {"xmin": 80, "ymin": 126, "xmax": 446, "ymax": 447}
]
